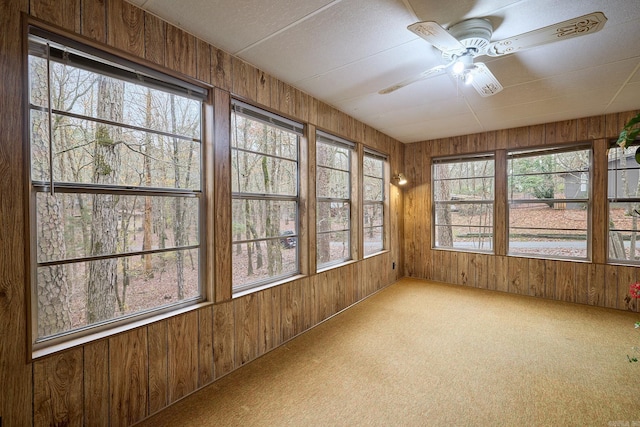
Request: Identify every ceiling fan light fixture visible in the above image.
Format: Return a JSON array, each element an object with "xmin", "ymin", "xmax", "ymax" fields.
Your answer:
[{"xmin": 464, "ymin": 71, "xmax": 474, "ymax": 85}]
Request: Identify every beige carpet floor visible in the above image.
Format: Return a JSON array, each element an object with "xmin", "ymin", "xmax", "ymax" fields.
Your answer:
[{"xmin": 136, "ymin": 278, "xmax": 640, "ymax": 426}]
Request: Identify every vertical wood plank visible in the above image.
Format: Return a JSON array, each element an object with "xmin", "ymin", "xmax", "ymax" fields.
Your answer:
[
  {"xmin": 143, "ymin": 12, "xmax": 165, "ymax": 66},
  {"xmin": 232, "ymin": 57, "xmax": 257, "ymax": 101},
  {"xmin": 167, "ymin": 311, "xmax": 199, "ymax": 403},
  {"xmin": 281, "ymin": 280, "xmax": 303, "ymax": 342},
  {"xmin": 458, "ymin": 252, "xmax": 469, "ymax": 286},
  {"xmin": 196, "ymin": 38, "xmax": 211, "ymax": 84},
  {"xmin": 528, "ymin": 258, "xmax": 546, "ymax": 298},
  {"xmin": 544, "ymin": 259, "xmax": 556, "ymax": 299},
  {"xmin": 494, "ymin": 150, "xmax": 507, "ymax": 256},
  {"xmin": 604, "ymin": 264, "xmax": 618, "ymax": 309},
  {"xmin": 258, "ymin": 287, "xmax": 275, "ymax": 355},
  {"xmin": 475, "ymin": 253, "xmax": 488, "ymax": 289},
  {"xmin": 147, "ymin": 320, "xmax": 168, "ymax": 415},
  {"xmin": 256, "ymin": 69, "xmax": 271, "ymax": 107},
  {"xmin": 198, "ymin": 306, "xmax": 214, "ymax": 387},
  {"xmin": 165, "ymin": 24, "xmax": 196, "ymax": 78},
  {"xmin": 617, "ymin": 265, "xmax": 637, "ymax": 311},
  {"xmin": 555, "ymin": 261, "xmax": 575, "ymax": 303},
  {"xmin": 592, "ymin": 139, "xmax": 608, "ymax": 264},
  {"xmin": 109, "ymin": 328, "xmax": 148, "ymax": 427},
  {"xmin": 495, "ymin": 255, "xmax": 508, "ymax": 292},
  {"xmin": 213, "ymin": 89, "xmax": 232, "ymax": 302},
  {"xmin": 0, "ymin": 1, "xmax": 31, "ymax": 425},
  {"xmin": 213, "ymin": 301, "xmax": 235, "ymax": 378},
  {"xmin": 587, "ymin": 263, "xmax": 605, "ymax": 307},
  {"xmin": 107, "ymin": 0, "xmax": 144, "ymax": 56},
  {"xmin": 211, "ymin": 46, "xmax": 232, "ymax": 92},
  {"xmin": 33, "ymin": 348, "xmax": 83, "ymax": 427},
  {"xmin": 31, "ymin": 0, "xmax": 80, "ymax": 32},
  {"xmin": 574, "ymin": 262, "xmax": 589, "ymax": 305},
  {"xmin": 84, "ymin": 340, "xmax": 110, "ymax": 426},
  {"xmin": 234, "ymin": 293, "xmax": 259, "ymax": 366},
  {"xmin": 81, "ymin": 0, "xmax": 106, "ymax": 42},
  {"xmin": 508, "ymin": 256, "xmax": 528, "ymax": 295}
]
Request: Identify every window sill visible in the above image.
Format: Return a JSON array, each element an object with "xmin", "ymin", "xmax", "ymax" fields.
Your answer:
[
  {"xmin": 232, "ymin": 274, "xmax": 307, "ymax": 299},
  {"xmin": 363, "ymin": 249, "xmax": 389, "ymax": 259},
  {"xmin": 317, "ymin": 259, "xmax": 357, "ymax": 274},
  {"xmin": 31, "ymin": 300, "xmax": 213, "ymax": 360}
]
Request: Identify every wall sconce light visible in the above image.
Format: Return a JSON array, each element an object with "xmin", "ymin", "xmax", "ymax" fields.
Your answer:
[{"xmin": 393, "ymin": 173, "xmax": 407, "ymax": 186}]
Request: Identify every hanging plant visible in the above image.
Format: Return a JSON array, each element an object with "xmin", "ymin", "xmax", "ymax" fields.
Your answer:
[{"xmin": 617, "ymin": 111, "xmax": 640, "ymax": 150}]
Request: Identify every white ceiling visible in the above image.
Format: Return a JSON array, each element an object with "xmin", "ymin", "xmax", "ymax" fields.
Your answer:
[{"xmin": 128, "ymin": 0, "xmax": 640, "ymax": 143}]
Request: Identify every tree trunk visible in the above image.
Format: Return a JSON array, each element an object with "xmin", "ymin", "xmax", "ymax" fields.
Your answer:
[
  {"xmin": 170, "ymin": 95, "xmax": 185, "ymax": 299},
  {"xmin": 87, "ymin": 75, "xmax": 123, "ymax": 324},
  {"xmin": 435, "ymin": 166, "xmax": 453, "ymax": 247},
  {"xmin": 143, "ymin": 89, "xmax": 154, "ymax": 276}
]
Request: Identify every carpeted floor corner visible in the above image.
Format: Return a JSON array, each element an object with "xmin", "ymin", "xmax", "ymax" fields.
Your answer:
[{"xmin": 135, "ymin": 278, "xmax": 640, "ymax": 426}]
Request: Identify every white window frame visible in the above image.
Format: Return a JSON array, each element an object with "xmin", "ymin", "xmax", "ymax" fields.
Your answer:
[
  {"xmin": 27, "ymin": 26, "xmax": 207, "ymax": 352},
  {"xmin": 231, "ymin": 100, "xmax": 302, "ymax": 293},
  {"xmin": 432, "ymin": 153, "xmax": 495, "ymax": 253},
  {"xmin": 363, "ymin": 148, "xmax": 386, "ymax": 256},
  {"xmin": 316, "ymin": 131, "xmax": 355, "ymax": 270}
]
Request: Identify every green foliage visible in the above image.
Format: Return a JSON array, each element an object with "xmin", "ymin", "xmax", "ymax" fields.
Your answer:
[{"xmin": 617, "ymin": 112, "xmax": 640, "ymax": 149}]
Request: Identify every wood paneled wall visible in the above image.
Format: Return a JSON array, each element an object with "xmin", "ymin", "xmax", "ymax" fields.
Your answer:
[
  {"xmin": 0, "ymin": 0, "xmax": 405, "ymax": 425},
  {"xmin": 404, "ymin": 111, "xmax": 640, "ymax": 313}
]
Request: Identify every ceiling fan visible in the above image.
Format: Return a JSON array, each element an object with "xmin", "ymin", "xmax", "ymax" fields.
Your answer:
[{"xmin": 379, "ymin": 11, "xmax": 607, "ymax": 97}]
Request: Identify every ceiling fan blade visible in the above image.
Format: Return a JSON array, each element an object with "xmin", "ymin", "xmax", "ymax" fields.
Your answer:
[
  {"xmin": 379, "ymin": 65, "xmax": 447, "ymax": 94},
  {"xmin": 486, "ymin": 11, "xmax": 607, "ymax": 57},
  {"xmin": 408, "ymin": 21, "xmax": 466, "ymax": 54},
  {"xmin": 470, "ymin": 63, "xmax": 503, "ymax": 97}
]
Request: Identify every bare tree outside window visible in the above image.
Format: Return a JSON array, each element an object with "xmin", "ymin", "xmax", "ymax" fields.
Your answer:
[
  {"xmin": 29, "ymin": 31, "xmax": 204, "ymax": 344},
  {"xmin": 363, "ymin": 151, "xmax": 385, "ymax": 256}
]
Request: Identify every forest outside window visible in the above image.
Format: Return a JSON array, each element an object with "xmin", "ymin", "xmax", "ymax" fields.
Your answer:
[
  {"xmin": 363, "ymin": 149, "xmax": 386, "ymax": 256},
  {"xmin": 432, "ymin": 154, "xmax": 495, "ymax": 252},
  {"xmin": 607, "ymin": 141, "xmax": 640, "ymax": 264},
  {"xmin": 316, "ymin": 132, "xmax": 354, "ymax": 269},
  {"xmin": 507, "ymin": 145, "xmax": 591, "ymax": 260},
  {"xmin": 28, "ymin": 28, "xmax": 207, "ymax": 348},
  {"xmin": 231, "ymin": 101, "xmax": 302, "ymax": 293}
]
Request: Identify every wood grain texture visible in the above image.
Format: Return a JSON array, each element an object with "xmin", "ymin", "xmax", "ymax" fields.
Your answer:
[
  {"xmin": 198, "ymin": 306, "xmax": 214, "ymax": 387},
  {"xmin": 213, "ymin": 301, "xmax": 235, "ymax": 378},
  {"xmin": 1, "ymin": 1, "xmax": 31, "ymax": 425},
  {"xmin": 528, "ymin": 258, "xmax": 546, "ymax": 298},
  {"xmin": 165, "ymin": 24, "xmax": 196, "ymax": 78},
  {"xmin": 234, "ymin": 293, "xmax": 259, "ymax": 366},
  {"xmin": 147, "ymin": 320, "xmax": 168, "ymax": 415},
  {"xmin": 211, "ymin": 46, "xmax": 232, "ymax": 91},
  {"xmin": 256, "ymin": 68, "xmax": 271, "ymax": 107},
  {"xmin": 109, "ymin": 328, "xmax": 148, "ymax": 427},
  {"xmin": 213, "ymin": 89, "xmax": 232, "ymax": 302},
  {"xmin": 232, "ymin": 56, "xmax": 257, "ymax": 101},
  {"xmin": 107, "ymin": 0, "xmax": 143, "ymax": 56},
  {"xmin": 143, "ymin": 12, "xmax": 165, "ymax": 66},
  {"xmin": 258, "ymin": 287, "xmax": 277, "ymax": 354},
  {"xmin": 281, "ymin": 279, "xmax": 304, "ymax": 342},
  {"xmin": 83, "ymin": 340, "xmax": 110, "ymax": 426},
  {"xmin": 30, "ymin": 0, "xmax": 80, "ymax": 31},
  {"xmin": 604, "ymin": 264, "xmax": 618, "ymax": 309},
  {"xmin": 196, "ymin": 38, "xmax": 211, "ymax": 84},
  {"xmin": 555, "ymin": 261, "xmax": 575, "ymax": 303},
  {"xmin": 81, "ymin": 0, "xmax": 106, "ymax": 42},
  {"xmin": 591, "ymin": 139, "xmax": 608, "ymax": 264},
  {"xmin": 167, "ymin": 311, "xmax": 199, "ymax": 403},
  {"xmin": 508, "ymin": 256, "xmax": 528, "ymax": 295},
  {"xmin": 33, "ymin": 348, "xmax": 83, "ymax": 427},
  {"xmin": 493, "ymin": 150, "xmax": 507, "ymax": 256}
]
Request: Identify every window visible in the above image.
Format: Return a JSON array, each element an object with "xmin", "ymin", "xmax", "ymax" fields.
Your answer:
[
  {"xmin": 231, "ymin": 101, "xmax": 302, "ymax": 292},
  {"xmin": 316, "ymin": 132, "xmax": 354, "ymax": 269},
  {"xmin": 432, "ymin": 154, "xmax": 495, "ymax": 252},
  {"xmin": 363, "ymin": 149, "xmax": 386, "ymax": 256},
  {"xmin": 28, "ymin": 28, "xmax": 206, "ymax": 348},
  {"xmin": 608, "ymin": 141, "xmax": 640, "ymax": 263},
  {"xmin": 507, "ymin": 145, "xmax": 591, "ymax": 260}
]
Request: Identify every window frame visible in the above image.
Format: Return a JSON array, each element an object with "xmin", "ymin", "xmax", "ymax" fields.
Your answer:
[
  {"xmin": 230, "ymin": 100, "xmax": 303, "ymax": 294},
  {"xmin": 431, "ymin": 153, "xmax": 496, "ymax": 253},
  {"xmin": 26, "ymin": 25, "xmax": 209, "ymax": 354},
  {"xmin": 507, "ymin": 143, "xmax": 592, "ymax": 261},
  {"xmin": 606, "ymin": 139, "xmax": 640, "ymax": 265},
  {"xmin": 316, "ymin": 131, "xmax": 355, "ymax": 270},
  {"xmin": 362, "ymin": 148, "xmax": 387, "ymax": 257}
]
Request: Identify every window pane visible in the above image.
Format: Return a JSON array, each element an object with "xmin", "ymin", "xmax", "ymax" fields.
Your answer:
[
  {"xmin": 36, "ymin": 248, "xmax": 199, "ymax": 340},
  {"xmin": 434, "ymin": 202, "xmax": 494, "ymax": 251},
  {"xmin": 232, "ymin": 239, "xmax": 298, "ymax": 288},
  {"xmin": 317, "ymin": 167, "xmax": 349, "ymax": 199},
  {"xmin": 317, "ymin": 142, "xmax": 350, "ymax": 170},
  {"xmin": 509, "ymin": 201, "xmax": 588, "ymax": 258},
  {"xmin": 317, "ymin": 201, "xmax": 349, "ymax": 233},
  {"xmin": 232, "ymin": 149, "xmax": 297, "ymax": 195},
  {"xmin": 364, "ymin": 226, "xmax": 383, "ymax": 256},
  {"xmin": 232, "ymin": 199, "xmax": 296, "ymax": 241},
  {"xmin": 363, "ymin": 156, "xmax": 383, "ymax": 178},
  {"xmin": 31, "ymin": 111, "xmax": 200, "ymax": 189},
  {"xmin": 364, "ymin": 204, "xmax": 383, "ymax": 228},
  {"xmin": 36, "ymin": 192, "xmax": 199, "ymax": 263},
  {"xmin": 231, "ymin": 113, "xmax": 297, "ymax": 160},
  {"xmin": 317, "ymin": 231, "xmax": 350, "ymax": 267},
  {"xmin": 433, "ymin": 159, "xmax": 494, "ymax": 202},
  {"xmin": 609, "ymin": 202, "xmax": 640, "ymax": 262},
  {"xmin": 364, "ymin": 176, "xmax": 383, "ymax": 201}
]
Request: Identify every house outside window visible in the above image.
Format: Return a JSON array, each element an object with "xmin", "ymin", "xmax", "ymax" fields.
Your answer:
[
  {"xmin": 363, "ymin": 149, "xmax": 386, "ymax": 256},
  {"xmin": 28, "ymin": 27, "xmax": 206, "ymax": 349},
  {"xmin": 432, "ymin": 154, "xmax": 495, "ymax": 252},
  {"xmin": 231, "ymin": 100, "xmax": 302, "ymax": 293},
  {"xmin": 316, "ymin": 131, "xmax": 354, "ymax": 269},
  {"xmin": 507, "ymin": 145, "xmax": 591, "ymax": 260}
]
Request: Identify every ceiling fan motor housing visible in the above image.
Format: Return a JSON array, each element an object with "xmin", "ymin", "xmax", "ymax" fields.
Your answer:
[{"xmin": 442, "ymin": 18, "xmax": 493, "ymax": 59}]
